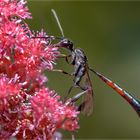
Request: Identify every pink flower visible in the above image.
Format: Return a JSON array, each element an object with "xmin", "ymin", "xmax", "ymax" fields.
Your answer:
[
  {"xmin": 0, "ymin": 20, "xmax": 59, "ymax": 89},
  {"xmin": 0, "ymin": 0, "xmax": 80, "ymax": 139},
  {"xmin": 0, "ymin": 74, "xmax": 21, "ymax": 99},
  {"xmin": 30, "ymin": 88, "xmax": 79, "ymax": 139},
  {"xmin": 0, "ymin": 20, "xmax": 30, "ymax": 49},
  {"xmin": 0, "ymin": 74, "xmax": 24, "ymax": 111},
  {"xmin": 0, "ymin": 74, "xmax": 28, "ymax": 139},
  {"xmin": 0, "ymin": 0, "xmax": 31, "ymax": 20}
]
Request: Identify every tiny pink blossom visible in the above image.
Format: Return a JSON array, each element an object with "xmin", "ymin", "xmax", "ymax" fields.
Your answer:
[
  {"xmin": 0, "ymin": 74, "xmax": 21, "ymax": 99},
  {"xmin": 0, "ymin": 0, "xmax": 80, "ymax": 139},
  {"xmin": 30, "ymin": 88, "xmax": 79, "ymax": 139},
  {"xmin": 0, "ymin": 0, "xmax": 31, "ymax": 19}
]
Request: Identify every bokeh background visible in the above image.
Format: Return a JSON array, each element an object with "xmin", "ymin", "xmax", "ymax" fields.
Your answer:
[{"xmin": 27, "ymin": 1, "xmax": 140, "ymax": 139}]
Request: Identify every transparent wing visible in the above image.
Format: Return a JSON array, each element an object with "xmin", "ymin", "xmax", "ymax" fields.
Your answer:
[{"xmin": 79, "ymin": 68, "xmax": 94, "ymax": 116}]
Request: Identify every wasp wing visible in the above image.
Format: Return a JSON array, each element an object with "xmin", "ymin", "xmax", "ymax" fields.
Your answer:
[{"xmin": 79, "ymin": 67, "xmax": 94, "ymax": 116}]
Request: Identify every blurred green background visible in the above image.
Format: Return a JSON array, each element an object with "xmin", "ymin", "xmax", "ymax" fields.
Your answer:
[{"xmin": 28, "ymin": 1, "xmax": 140, "ymax": 139}]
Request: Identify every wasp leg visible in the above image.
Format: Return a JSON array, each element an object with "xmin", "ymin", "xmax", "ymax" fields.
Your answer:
[
  {"xmin": 71, "ymin": 89, "xmax": 88, "ymax": 103},
  {"xmin": 65, "ymin": 54, "xmax": 71, "ymax": 64},
  {"xmin": 67, "ymin": 84, "xmax": 83, "ymax": 98},
  {"xmin": 64, "ymin": 85, "xmax": 74, "ymax": 101},
  {"xmin": 77, "ymin": 84, "xmax": 87, "ymax": 91},
  {"xmin": 57, "ymin": 54, "xmax": 68, "ymax": 58},
  {"xmin": 65, "ymin": 88, "xmax": 88, "ymax": 104},
  {"xmin": 65, "ymin": 83, "xmax": 87, "ymax": 101},
  {"xmin": 74, "ymin": 81, "xmax": 88, "ymax": 91},
  {"xmin": 57, "ymin": 54, "xmax": 71, "ymax": 64},
  {"xmin": 52, "ymin": 69, "xmax": 72, "ymax": 76},
  {"xmin": 68, "ymin": 85, "xmax": 74, "ymax": 94}
]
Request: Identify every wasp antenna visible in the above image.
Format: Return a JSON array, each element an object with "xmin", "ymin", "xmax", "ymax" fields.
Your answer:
[{"xmin": 51, "ymin": 9, "xmax": 65, "ymax": 38}]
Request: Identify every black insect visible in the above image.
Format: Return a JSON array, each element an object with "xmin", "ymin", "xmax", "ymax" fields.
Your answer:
[
  {"xmin": 55, "ymin": 42, "xmax": 94, "ymax": 116},
  {"xmin": 50, "ymin": 9, "xmax": 94, "ymax": 116},
  {"xmin": 33, "ymin": 9, "xmax": 140, "ymax": 117},
  {"xmin": 51, "ymin": 9, "xmax": 140, "ymax": 117}
]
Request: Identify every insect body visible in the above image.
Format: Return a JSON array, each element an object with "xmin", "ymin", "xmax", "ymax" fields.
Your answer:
[
  {"xmin": 51, "ymin": 9, "xmax": 140, "ymax": 117},
  {"xmin": 56, "ymin": 40, "xmax": 88, "ymax": 89},
  {"xmin": 70, "ymin": 48, "xmax": 94, "ymax": 115},
  {"xmin": 55, "ymin": 38, "xmax": 94, "ymax": 116},
  {"xmin": 56, "ymin": 35, "xmax": 93, "ymax": 115},
  {"xmin": 34, "ymin": 9, "xmax": 140, "ymax": 117},
  {"xmin": 59, "ymin": 38, "xmax": 140, "ymax": 117},
  {"xmin": 71, "ymin": 48, "xmax": 87, "ymax": 87},
  {"xmin": 59, "ymin": 39, "xmax": 140, "ymax": 116}
]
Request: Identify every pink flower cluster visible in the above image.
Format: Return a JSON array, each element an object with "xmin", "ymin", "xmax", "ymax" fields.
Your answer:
[{"xmin": 0, "ymin": 0, "xmax": 79, "ymax": 139}]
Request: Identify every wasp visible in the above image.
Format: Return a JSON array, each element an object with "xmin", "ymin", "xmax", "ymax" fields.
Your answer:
[
  {"xmin": 50, "ymin": 9, "xmax": 94, "ymax": 116},
  {"xmin": 54, "ymin": 39, "xmax": 94, "ymax": 116},
  {"xmin": 33, "ymin": 9, "xmax": 140, "ymax": 117},
  {"xmin": 51, "ymin": 9, "xmax": 140, "ymax": 117},
  {"xmin": 55, "ymin": 36, "xmax": 140, "ymax": 117},
  {"xmin": 53, "ymin": 35, "xmax": 140, "ymax": 117}
]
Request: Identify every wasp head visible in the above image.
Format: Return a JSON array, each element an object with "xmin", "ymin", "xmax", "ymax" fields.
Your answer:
[{"xmin": 59, "ymin": 38, "xmax": 74, "ymax": 51}]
